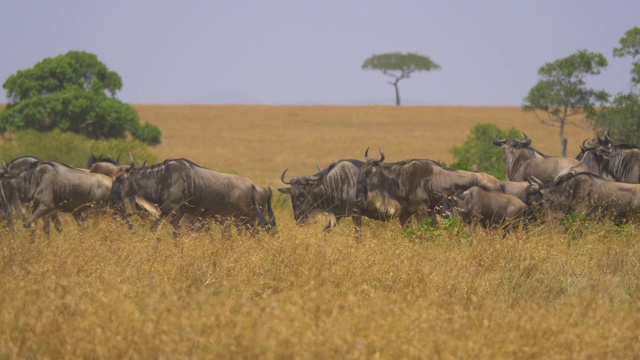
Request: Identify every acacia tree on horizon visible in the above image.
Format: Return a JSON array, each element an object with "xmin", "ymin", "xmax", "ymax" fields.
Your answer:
[{"xmin": 362, "ymin": 52, "xmax": 441, "ymax": 106}]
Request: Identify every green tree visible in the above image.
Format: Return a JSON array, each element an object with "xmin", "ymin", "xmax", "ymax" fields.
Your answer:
[
  {"xmin": 0, "ymin": 50, "xmax": 161, "ymax": 145},
  {"xmin": 523, "ymin": 49, "xmax": 609, "ymax": 157},
  {"xmin": 613, "ymin": 26, "xmax": 640, "ymax": 86},
  {"xmin": 590, "ymin": 93, "xmax": 640, "ymax": 145},
  {"xmin": 449, "ymin": 123, "xmax": 521, "ymax": 180},
  {"xmin": 590, "ymin": 27, "xmax": 640, "ymax": 144},
  {"xmin": 361, "ymin": 52, "xmax": 440, "ymax": 106}
]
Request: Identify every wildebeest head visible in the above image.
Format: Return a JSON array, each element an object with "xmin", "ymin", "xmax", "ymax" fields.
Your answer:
[
  {"xmin": 278, "ymin": 168, "xmax": 322, "ymax": 224},
  {"xmin": 355, "ymin": 148, "xmax": 403, "ymax": 218},
  {"xmin": 110, "ymin": 161, "xmax": 139, "ymax": 214},
  {"xmin": 492, "ymin": 132, "xmax": 533, "ymax": 160}
]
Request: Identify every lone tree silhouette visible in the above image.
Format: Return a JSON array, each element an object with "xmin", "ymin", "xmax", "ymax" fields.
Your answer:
[{"xmin": 362, "ymin": 52, "xmax": 440, "ymax": 106}]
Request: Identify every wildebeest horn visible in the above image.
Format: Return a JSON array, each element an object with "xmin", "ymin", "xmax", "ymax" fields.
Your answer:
[
  {"xmin": 518, "ymin": 132, "xmax": 531, "ymax": 147},
  {"xmin": 528, "ymin": 176, "xmax": 544, "ymax": 187},
  {"xmin": 492, "ymin": 132, "xmax": 507, "ymax": 146},
  {"xmin": 316, "ymin": 165, "xmax": 323, "ymax": 173},
  {"xmin": 280, "ymin": 169, "xmax": 291, "ymax": 185},
  {"xmin": 581, "ymin": 138, "xmax": 595, "ymax": 151},
  {"xmin": 604, "ymin": 128, "xmax": 611, "ymax": 141},
  {"xmin": 364, "ymin": 147, "xmax": 385, "ymax": 163},
  {"xmin": 129, "ymin": 152, "xmax": 135, "ymax": 169},
  {"xmin": 2, "ymin": 161, "xmax": 7, "ymax": 170}
]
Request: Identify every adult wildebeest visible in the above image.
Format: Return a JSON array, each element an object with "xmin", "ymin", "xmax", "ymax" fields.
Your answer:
[
  {"xmin": 111, "ymin": 158, "xmax": 276, "ymax": 237},
  {"xmin": 528, "ymin": 171, "xmax": 640, "ymax": 222},
  {"xmin": 0, "ymin": 156, "xmax": 65, "ymax": 231},
  {"xmin": 492, "ymin": 132, "xmax": 583, "ymax": 184},
  {"xmin": 278, "ymin": 159, "xmax": 388, "ymax": 237},
  {"xmin": 2, "ymin": 160, "xmax": 112, "ymax": 238},
  {"xmin": 447, "ymin": 186, "xmax": 534, "ymax": 230},
  {"xmin": 355, "ymin": 148, "xmax": 503, "ymax": 227}
]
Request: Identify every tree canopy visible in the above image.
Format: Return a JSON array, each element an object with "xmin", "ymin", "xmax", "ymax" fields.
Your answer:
[
  {"xmin": 613, "ymin": 26, "xmax": 640, "ymax": 86},
  {"xmin": 590, "ymin": 27, "xmax": 640, "ymax": 144},
  {"xmin": 362, "ymin": 52, "xmax": 440, "ymax": 106},
  {"xmin": 0, "ymin": 51, "xmax": 161, "ymax": 145},
  {"xmin": 522, "ymin": 49, "xmax": 609, "ymax": 156}
]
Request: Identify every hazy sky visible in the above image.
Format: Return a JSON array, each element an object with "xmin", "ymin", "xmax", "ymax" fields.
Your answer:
[{"xmin": 1, "ymin": 0, "xmax": 638, "ymax": 106}]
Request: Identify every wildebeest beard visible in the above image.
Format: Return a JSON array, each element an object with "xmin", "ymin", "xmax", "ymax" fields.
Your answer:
[{"xmin": 366, "ymin": 191, "xmax": 402, "ymax": 218}]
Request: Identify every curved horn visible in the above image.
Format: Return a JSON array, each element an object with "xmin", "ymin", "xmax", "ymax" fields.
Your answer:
[
  {"xmin": 129, "ymin": 152, "xmax": 135, "ymax": 169},
  {"xmin": 605, "ymin": 128, "xmax": 611, "ymax": 141},
  {"xmin": 378, "ymin": 148, "xmax": 385, "ymax": 163},
  {"xmin": 526, "ymin": 179, "xmax": 540, "ymax": 194},
  {"xmin": 581, "ymin": 138, "xmax": 595, "ymax": 151},
  {"xmin": 527, "ymin": 176, "xmax": 543, "ymax": 187},
  {"xmin": 280, "ymin": 169, "xmax": 291, "ymax": 185},
  {"xmin": 518, "ymin": 132, "xmax": 531, "ymax": 147},
  {"xmin": 316, "ymin": 165, "xmax": 323, "ymax": 173},
  {"xmin": 365, "ymin": 147, "xmax": 385, "ymax": 163},
  {"xmin": 492, "ymin": 132, "xmax": 507, "ymax": 146}
]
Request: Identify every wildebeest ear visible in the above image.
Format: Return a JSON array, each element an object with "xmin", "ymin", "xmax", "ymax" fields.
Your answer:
[{"xmin": 277, "ymin": 188, "xmax": 291, "ymax": 194}]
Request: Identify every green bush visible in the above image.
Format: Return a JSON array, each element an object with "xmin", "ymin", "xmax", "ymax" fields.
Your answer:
[
  {"xmin": 449, "ymin": 123, "xmax": 522, "ymax": 180},
  {"xmin": 132, "ymin": 122, "xmax": 162, "ymax": 146},
  {"xmin": 0, "ymin": 129, "xmax": 157, "ymax": 168}
]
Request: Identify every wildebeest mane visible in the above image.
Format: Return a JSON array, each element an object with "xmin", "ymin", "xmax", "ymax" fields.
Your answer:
[{"xmin": 317, "ymin": 159, "xmax": 363, "ymax": 179}]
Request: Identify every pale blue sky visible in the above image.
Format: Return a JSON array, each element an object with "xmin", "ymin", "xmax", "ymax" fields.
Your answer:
[{"xmin": 1, "ymin": 0, "xmax": 638, "ymax": 105}]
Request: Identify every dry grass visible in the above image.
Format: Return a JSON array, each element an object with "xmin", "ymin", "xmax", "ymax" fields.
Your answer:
[{"xmin": 1, "ymin": 105, "xmax": 639, "ymax": 358}]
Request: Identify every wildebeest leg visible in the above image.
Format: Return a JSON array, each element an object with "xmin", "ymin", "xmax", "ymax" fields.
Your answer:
[
  {"xmin": 351, "ymin": 215, "xmax": 363, "ymax": 240},
  {"xmin": 51, "ymin": 212, "xmax": 63, "ymax": 233},
  {"xmin": 42, "ymin": 215, "xmax": 51, "ymax": 237},
  {"xmin": 399, "ymin": 211, "xmax": 414, "ymax": 228},
  {"xmin": 149, "ymin": 213, "xmax": 169, "ymax": 232},
  {"xmin": 322, "ymin": 214, "xmax": 339, "ymax": 233},
  {"xmin": 169, "ymin": 211, "xmax": 184, "ymax": 238},
  {"xmin": 220, "ymin": 218, "xmax": 233, "ymax": 239},
  {"xmin": 24, "ymin": 203, "xmax": 56, "ymax": 232},
  {"xmin": 72, "ymin": 209, "xmax": 89, "ymax": 229}
]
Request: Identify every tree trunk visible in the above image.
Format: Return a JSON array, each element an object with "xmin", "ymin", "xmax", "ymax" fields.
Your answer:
[
  {"xmin": 560, "ymin": 108, "xmax": 567, "ymax": 157},
  {"xmin": 393, "ymin": 82, "xmax": 401, "ymax": 106}
]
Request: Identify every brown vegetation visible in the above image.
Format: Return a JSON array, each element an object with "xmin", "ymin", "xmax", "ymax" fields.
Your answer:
[{"xmin": 1, "ymin": 105, "xmax": 638, "ymax": 358}]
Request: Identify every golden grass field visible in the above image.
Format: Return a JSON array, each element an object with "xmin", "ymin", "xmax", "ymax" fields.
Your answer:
[{"xmin": 1, "ymin": 105, "xmax": 639, "ymax": 358}]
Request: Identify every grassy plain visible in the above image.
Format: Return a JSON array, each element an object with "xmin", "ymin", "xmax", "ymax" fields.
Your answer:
[{"xmin": 1, "ymin": 105, "xmax": 639, "ymax": 358}]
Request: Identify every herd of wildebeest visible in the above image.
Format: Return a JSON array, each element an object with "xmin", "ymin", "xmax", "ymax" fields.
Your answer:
[{"xmin": 1, "ymin": 129, "xmax": 640, "ymax": 240}]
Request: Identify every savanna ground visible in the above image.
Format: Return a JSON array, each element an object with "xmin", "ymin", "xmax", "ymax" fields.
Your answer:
[{"xmin": 1, "ymin": 105, "xmax": 639, "ymax": 358}]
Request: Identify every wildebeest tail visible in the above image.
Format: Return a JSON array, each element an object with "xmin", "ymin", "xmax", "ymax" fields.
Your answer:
[
  {"xmin": 251, "ymin": 185, "xmax": 276, "ymax": 232},
  {"xmin": 265, "ymin": 188, "xmax": 276, "ymax": 231}
]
